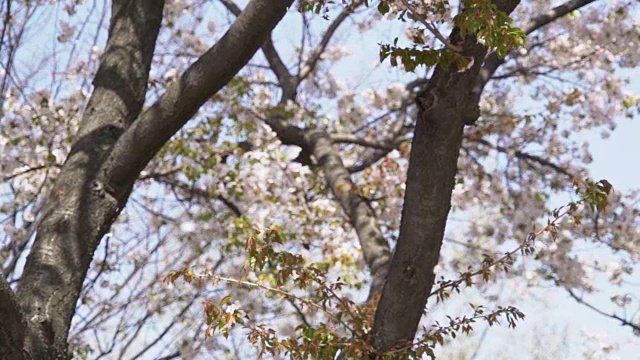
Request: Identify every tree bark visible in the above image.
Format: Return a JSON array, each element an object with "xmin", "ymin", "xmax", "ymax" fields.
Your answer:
[
  {"xmin": 305, "ymin": 130, "xmax": 392, "ymax": 295},
  {"xmin": 15, "ymin": 2, "xmax": 165, "ymax": 357},
  {"xmin": 1, "ymin": 0, "xmax": 293, "ymax": 358},
  {"xmin": 370, "ymin": 0, "xmax": 521, "ymax": 354}
]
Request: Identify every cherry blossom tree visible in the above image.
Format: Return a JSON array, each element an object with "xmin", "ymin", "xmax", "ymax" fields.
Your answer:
[{"xmin": 0, "ymin": 0, "xmax": 638, "ymax": 359}]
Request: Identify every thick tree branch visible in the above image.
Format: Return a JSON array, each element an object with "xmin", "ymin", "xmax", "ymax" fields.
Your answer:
[
  {"xmin": 232, "ymin": 0, "xmax": 391, "ymax": 298},
  {"xmin": 305, "ymin": 130, "xmax": 392, "ymax": 296},
  {"xmin": 370, "ymin": 0, "xmax": 521, "ymax": 354},
  {"xmin": 104, "ymin": 0, "xmax": 293, "ymax": 196},
  {"xmin": 264, "ymin": 116, "xmax": 392, "ymax": 295},
  {"xmin": 15, "ymin": 2, "xmax": 165, "ymax": 358},
  {"xmin": 12, "ymin": 0, "xmax": 292, "ymax": 358},
  {"xmin": 0, "ymin": 274, "xmax": 28, "ymax": 358}
]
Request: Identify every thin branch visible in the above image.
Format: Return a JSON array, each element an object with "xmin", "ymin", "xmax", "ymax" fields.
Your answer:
[
  {"xmin": 287, "ymin": 298, "xmax": 312, "ymax": 328},
  {"xmin": 199, "ymin": 274, "xmax": 355, "ymax": 332},
  {"xmin": 347, "ymin": 137, "xmax": 410, "ymax": 173},
  {"xmin": 400, "ymin": 0, "xmax": 462, "ymax": 52},
  {"xmin": 128, "ymin": 257, "xmax": 225, "ymax": 360},
  {"xmin": 492, "ymin": 51, "xmax": 595, "ymax": 81},
  {"xmin": 566, "ymin": 287, "xmax": 640, "ymax": 333},
  {"xmin": 522, "ymin": 0, "xmax": 598, "ymax": 35},
  {"xmin": 331, "ymin": 133, "xmax": 394, "ymax": 150},
  {"xmin": 429, "ymin": 205, "xmax": 573, "ymax": 300},
  {"xmin": 219, "ymin": 0, "xmax": 296, "ymax": 97},
  {"xmin": 1, "ymin": 165, "xmax": 47, "ymax": 182},
  {"xmin": 152, "ymin": 174, "xmax": 243, "ymax": 218},
  {"xmin": 298, "ymin": 2, "xmax": 360, "ymax": 80},
  {"xmin": 472, "ymin": 138, "xmax": 574, "ymax": 178},
  {"xmin": 473, "ymin": 0, "xmax": 599, "ymax": 101}
]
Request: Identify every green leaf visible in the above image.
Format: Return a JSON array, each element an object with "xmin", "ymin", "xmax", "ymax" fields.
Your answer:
[
  {"xmin": 377, "ymin": 2, "xmax": 390, "ymax": 15},
  {"xmin": 220, "ymin": 295, "xmax": 232, "ymax": 306}
]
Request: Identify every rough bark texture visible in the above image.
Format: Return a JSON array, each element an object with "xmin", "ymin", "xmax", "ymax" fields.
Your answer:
[
  {"xmin": 370, "ymin": 0, "xmax": 598, "ymax": 353},
  {"xmin": 268, "ymin": 116, "xmax": 394, "ymax": 296},
  {"xmin": 267, "ymin": 117, "xmax": 393, "ymax": 296},
  {"xmin": 370, "ymin": 0, "xmax": 521, "ymax": 354},
  {"xmin": 0, "ymin": 0, "xmax": 293, "ymax": 358},
  {"xmin": 0, "ymin": 0, "xmax": 599, "ymax": 358},
  {"xmin": 15, "ymin": 2, "xmax": 165, "ymax": 357},
  {"xmin": 0, "ymin": 274, "xmax": 30, "ymax": 359},
  {"xmin": 305, "ymin": 130, "xmax": 392, "ymax": 294}
]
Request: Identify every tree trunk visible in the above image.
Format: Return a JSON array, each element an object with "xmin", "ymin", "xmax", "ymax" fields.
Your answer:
[
  {"xmin": 370, "ymin": 0, "xmax": 521, "ymax": 354},
  {"xmin": 0, "ymin": 0, "xmax": 293, "ymax": 358}
]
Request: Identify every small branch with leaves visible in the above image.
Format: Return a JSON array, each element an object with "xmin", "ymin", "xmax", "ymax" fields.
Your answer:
[
  {"xmin": 430, "ymin": 178, "xmax": 613, "ymax": 303},
  {"xmin": 161, "ymin": 179, "xmax": 613, "ymax": 359}
]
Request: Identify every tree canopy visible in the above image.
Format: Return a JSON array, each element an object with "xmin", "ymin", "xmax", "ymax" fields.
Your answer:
[{"xmin": 0, "ymin": 0, "xmax": 639, "ymax": 359}]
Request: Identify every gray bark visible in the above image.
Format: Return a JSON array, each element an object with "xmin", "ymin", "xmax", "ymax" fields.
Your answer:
[
  {"xmin": 16, "ymin": 2, "xmax": 165, "ymax": 357},
  {"xmin": 305, "ymin": 130, "xmax": 392, "ymax": 294},
  {"xmin": 0, "ymin": 0, "xmax": 293, "ymax": 358}
]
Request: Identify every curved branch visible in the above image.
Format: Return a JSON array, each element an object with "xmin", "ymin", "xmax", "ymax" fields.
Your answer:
[
  {"xmin": 522, "ymin": 0, "xmax": 598, "ymax": 34},
  {"xmin": 104, "ymin": 0, "xmax": 293, "ymax": 194},
  {"xmin": 16, "ymin": 1, "xmax": 166, "ymax": 357},
  {"xmin": 305, "ymin": 130, "xmax": 392, "ymax": 296},
  {"xmin": 472, "ymin": 138, "xmax": 575, "ymax": 178},
  {"xmin": 298, "ymin": 2, "xmax": 360, "ymax": 80},
  {"xmin": 14, "ymin": 0, "xmax": 292, "ymax": 357},
  {"xmin": 473, "ymin": 0, "xmax": 599, "ymax": 101},
  {"xmin": 566, "ymin": 288, "xmax": 640, "ymax": 333},
  {"xmin": 237, "ymin": 0, "xmax": 391, "ymax": 298},
  {"xmin": 347, "ymin": 137, "xmax": 410, "ymax": 173}
]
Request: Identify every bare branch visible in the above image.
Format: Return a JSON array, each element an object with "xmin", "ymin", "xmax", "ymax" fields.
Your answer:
[
  {"xmin": 220, "ymin": 0, "xmax": 297, "ymax": 98},
  {"xmin": 240, "ymin": 0, "xmax": 392, "ymax": 303},
  {"xmin": 472, "ymin": 138, "xmax": 575, "ymax": 178},
  {"xmin": 522, "ymin": 0, "xmax": 598, "ymax": 34},
  {"xmin": 566, "ymin": 287, "xmax": 640, "ymax": 333},
  {"xmin": 400, "ymin": 0, "xmax": 462, "ymax": 52},
  {"xmin": 152, "ymin": 174, "xmax": 243, "ymax": 217},
  {"xmin": 331, "ymin": 133, "xmax": 394, "ymax": 151},
  {"xmin": 299, "ymin": 2, "xmax": 360, "ymax": 80}
]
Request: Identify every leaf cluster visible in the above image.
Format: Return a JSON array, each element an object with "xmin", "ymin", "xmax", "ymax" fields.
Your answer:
[{"xmin": 164, "ymin": 178, "xmax": 615, "ymax": 358}]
